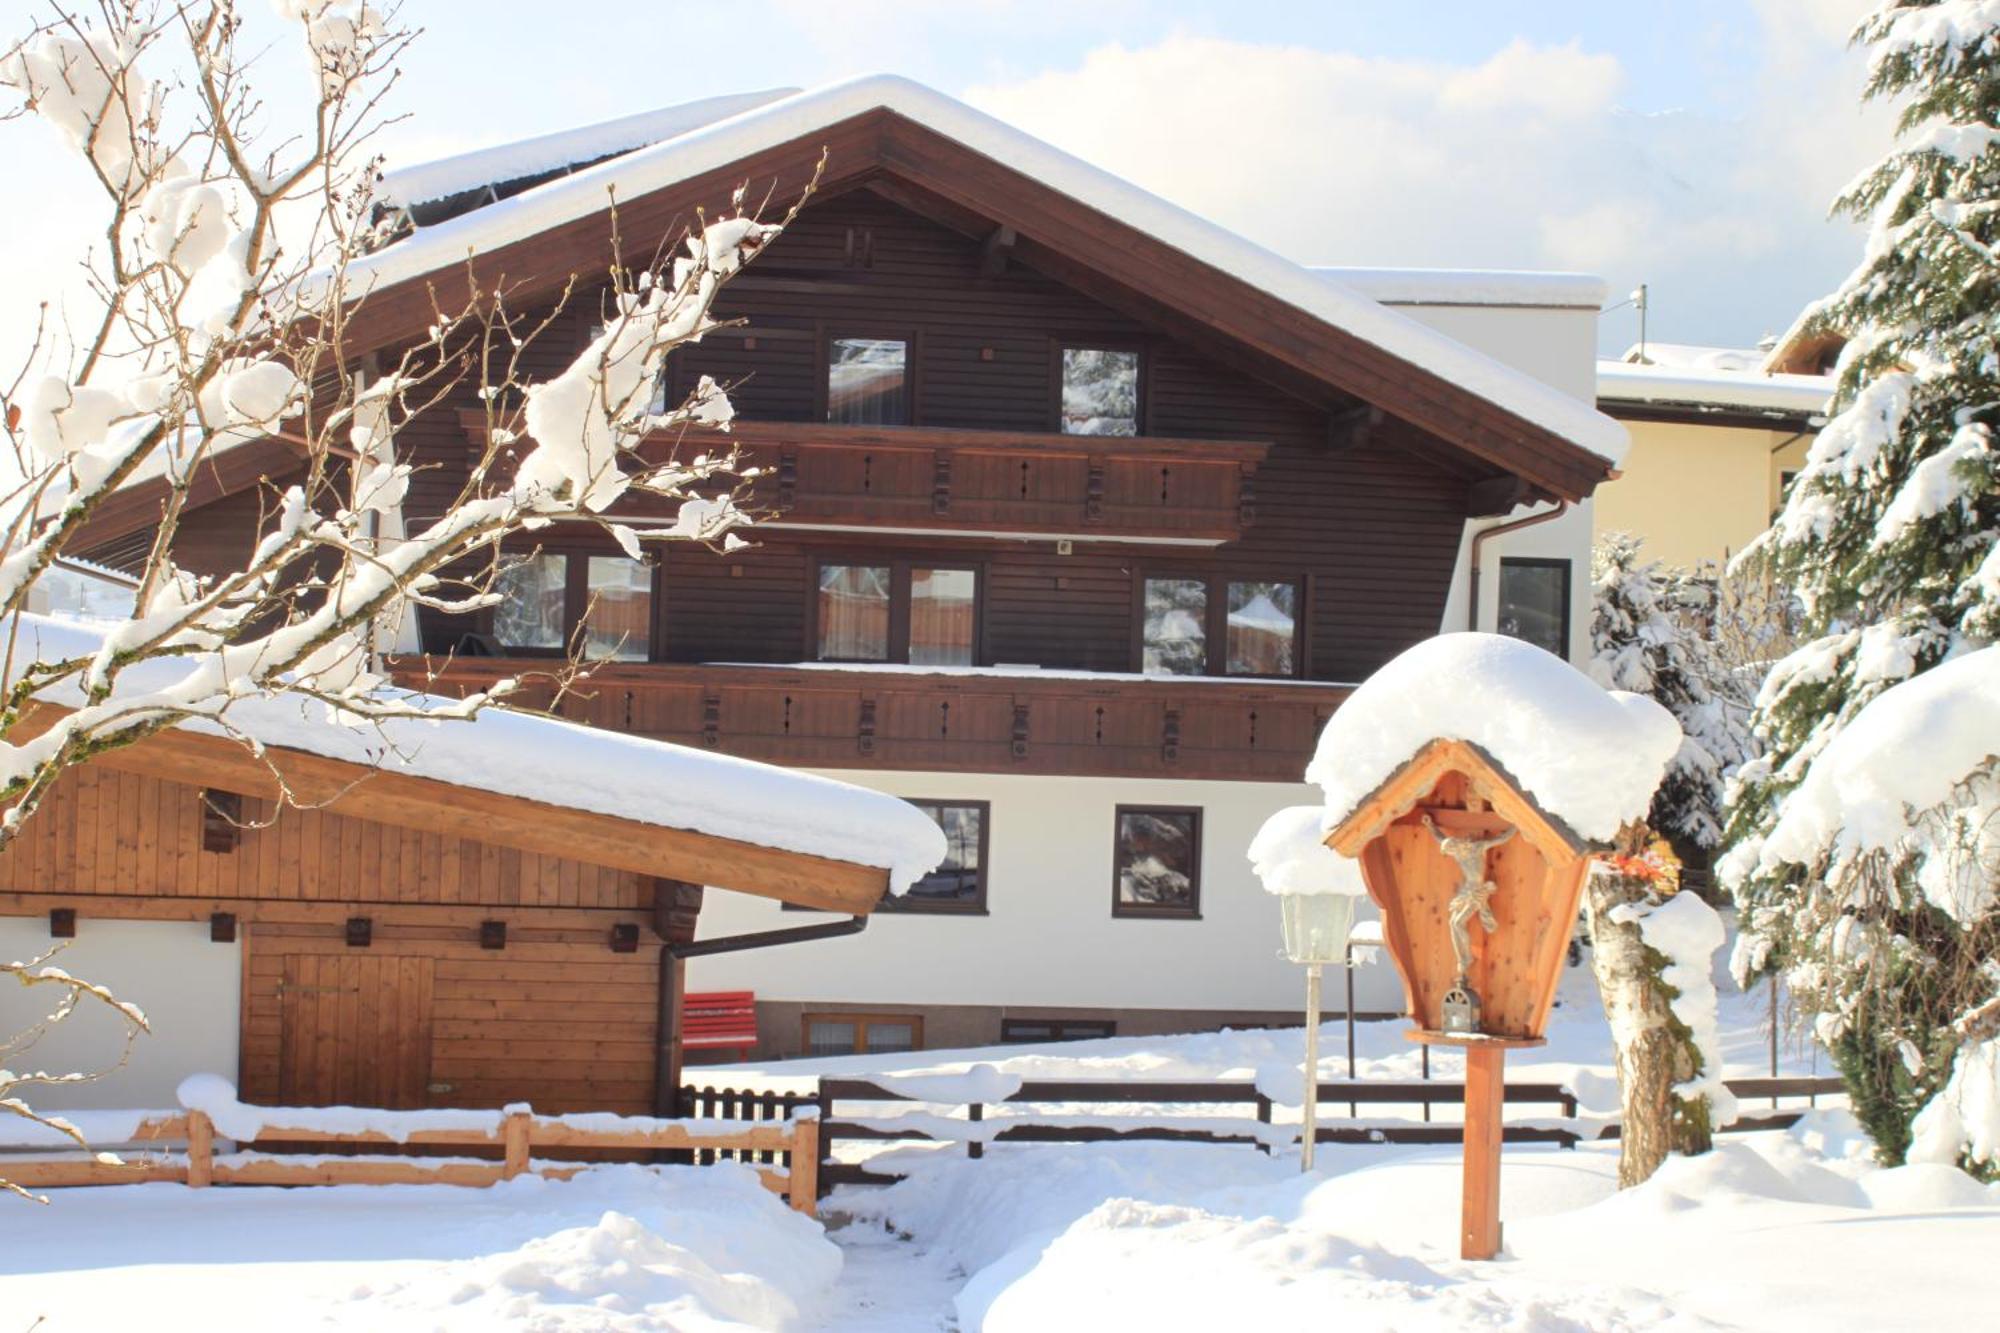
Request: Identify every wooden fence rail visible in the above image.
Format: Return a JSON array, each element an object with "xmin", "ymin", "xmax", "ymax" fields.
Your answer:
[
  {"xmin": 784, "ymin": 1074, "xmax": 1849, "ymax": 1194},
  {"xmin": 1, "ymin": 1106, "xmax": 821, "ymax": 1215}
]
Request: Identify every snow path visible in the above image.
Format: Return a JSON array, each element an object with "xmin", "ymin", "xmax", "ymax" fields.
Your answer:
[{"xmin": 812, "ymin": 1218, "xmax": 964, "ymax": 1332}]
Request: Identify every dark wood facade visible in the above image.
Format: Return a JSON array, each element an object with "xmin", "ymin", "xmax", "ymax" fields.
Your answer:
[
  {"xmin": 376, "ymin": 189, "xmax": 1485, "ymax": 725},
  {"xmin": 83, "ymin": 121, "xmax": 1609, "ymax": 784}
]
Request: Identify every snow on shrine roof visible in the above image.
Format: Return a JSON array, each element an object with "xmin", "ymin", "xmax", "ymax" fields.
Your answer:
[
  {"xmin": 16, "ymin": 613, "xmax": 945, "ymax": 890},
  {"xmin": 1596, "ymin": 359, "xmax": 1835, "ymax": 418},
  {"xmin": 1306, "ymin": 632, "xmax": 1681, "ymax": 845},
  {"xmin": 347, "ymin": 75, "xmax": 1628, "ymax": 466},
  {"xmin": 375, "ymin": 89, "xmax": 799, "ymax": 210},
  {"xmin": 1310, "ymin": 267, "xmax": 1608, "ymax": 310},
  {"xmin": 1248, "ymin": 804, "xmax": 1366, "ymax": 897}
]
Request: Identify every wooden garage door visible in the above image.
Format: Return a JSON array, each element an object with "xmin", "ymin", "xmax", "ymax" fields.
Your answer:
[{"xmin": 277, "ymin": 955, "xmax": 434, "ymax": 1108}]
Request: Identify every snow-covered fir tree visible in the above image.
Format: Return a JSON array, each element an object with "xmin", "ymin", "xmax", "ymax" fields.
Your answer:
[
  {"xmin": 1721, "ymin": 0, "xmax": 2000, "ymax": 1171},
  {"xmin": 1589, "ymin": 534, "xmax": 1753, "ymax": 856}
]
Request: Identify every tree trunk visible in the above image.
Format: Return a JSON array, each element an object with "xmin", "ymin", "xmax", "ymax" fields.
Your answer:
[{"xmin": 1585, "ymin": 846, "xmax": 1716, "ymax": 1188}]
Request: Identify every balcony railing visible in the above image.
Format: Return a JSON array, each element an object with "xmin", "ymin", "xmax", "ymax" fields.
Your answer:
[{"xmin": 394, "ymin": 659, "xmax": 1352, "ymax": 783}]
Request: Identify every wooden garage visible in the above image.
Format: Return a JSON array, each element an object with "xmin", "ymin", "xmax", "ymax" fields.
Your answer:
[{"xmin": 0, "ymin": 679, "xmax": 941, "ymax": 1118}]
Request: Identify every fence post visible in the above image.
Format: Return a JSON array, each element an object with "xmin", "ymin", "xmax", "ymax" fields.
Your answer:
[
  {"xmin": 967, "ymin": 1102, "xmax": 984, "ymax": 1159},
  {"xmin": 502, "ymin": 1110, "xmax": 532, "ymax": 1180},
  {"xmin": 1254, "ymin": 1093, "xmax": 1273, "ymax": 1155},
  {"xmin": 185, "ymin": 1109, "xmax": 213, "ymax": 1189},
  {"xmin": 789, "ymin": 1114, "xmax": 820, "ymax": 1216},
  {"xmin": 815, "ymin": 1079, "xmax": 834, "ymax": 1201}
]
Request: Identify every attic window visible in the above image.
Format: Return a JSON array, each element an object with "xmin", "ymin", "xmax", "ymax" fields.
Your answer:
[
  {"xmin": 1060, "ymin": 347, "xmax": 1139, "ymax": 436},
  {"xmin": 827, "ymin": 337, "xmax": 908, "ymax": 426}
]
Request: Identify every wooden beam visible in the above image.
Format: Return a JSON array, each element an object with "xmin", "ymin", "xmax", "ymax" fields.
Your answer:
[
  {"xmin": 19, "ymin": 704, "xmax": 890, "ymax": 915},
  {"xmin": 1461, "ymin": 1044, "xmax": 1506, "ymax": 1260},
  {"xmin": 979, "ymin": 223, "xmax": 1017, "ymax": 277}
]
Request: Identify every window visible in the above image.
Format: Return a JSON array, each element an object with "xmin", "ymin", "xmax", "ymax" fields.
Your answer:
[
  {"xmin": 1113, "ymin": 806, "xmax": 1201, "ymax": 919},
  {"xmin": 909, "ymin": 568, "xmax": 976, "ymax": 666},
  {"xmin": 803, "ymin": 1012, "xmax": 923, "ymax": 1057},
  {"xmin": 827, "ymin": 337, "xmax": 909, "ymax": 425},
  {"xmin": 1225, "ymin": 580, "xmax": 1297, "ymax": 676},
  {"xmin": 817, "ymin": 563, "xmax": 891, "ymax": 661},
  {"xmin": 1001, "ymin": 1017, "xmax": 1117, "ymax": 1044},
  {"xmin": 815, "ymin": 560, "xmax": 977, "ymax": 665},
  {"xmin": 1060, "ymin": 347, "xmax": 1140, "ymax": 436},
  {"xmin": 1141, "ymin": 577, "xmax": 1207, "ymax": 675},
  {"xmin": 1497, "ymin": 558, "xmax": 1571, "ymax": 658},
  {"xmin": 492, "ymin": 552, "xmax": 654, "ymax": 660},
  {"xmin": 885, "ymin": 801, "xmax": 988, "ymax": 913},
  {"xmin": 1141, "ymin": 575, "xmax": 1300, "ymax": 677},
  {"xmin": 493, "ymin": 553, "xmax": 566, "ymax": 650}
]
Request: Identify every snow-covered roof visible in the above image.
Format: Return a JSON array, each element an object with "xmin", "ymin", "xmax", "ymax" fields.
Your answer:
[
  {"xmin": 1306, "ymin": 632, "xmax": 1682, "ymax": 845},
  {"xmin": 1312, "ymin": 267, "xmax": 1608, "ymax": 310},
  {"xmin": 376, "ymin": 89, "xmax": 799, "ymax": 210},
  {"xmin": 1618, "ymin": 342, "xmax": 1770, "ymax": 374},
  {"xmin": 1596, "ymin": 360, "xmax": 1834, "ymax": 419},
  {"xmin": 345, "ymin": 75, "xmax": 1627, "ymax": 467},
  {"xmin": 16, "ymin": 613, "xmax": 946, "ymax": 891}
]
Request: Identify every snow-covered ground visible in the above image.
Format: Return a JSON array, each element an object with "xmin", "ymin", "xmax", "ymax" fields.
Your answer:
[{"xmin": 7, "ymin": 965, "xmax": 1990, "ymax": 1332}]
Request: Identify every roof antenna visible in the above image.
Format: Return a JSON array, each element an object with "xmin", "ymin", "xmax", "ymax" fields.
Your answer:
[{"xmin": 1599, "ymin": 283, "xmax": 1650, "ymax": 363}]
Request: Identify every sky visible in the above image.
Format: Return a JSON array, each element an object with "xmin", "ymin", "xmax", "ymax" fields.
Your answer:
[{"xmin": 0, "ymin": 0, "xmax": 1892, "ymax": 367}]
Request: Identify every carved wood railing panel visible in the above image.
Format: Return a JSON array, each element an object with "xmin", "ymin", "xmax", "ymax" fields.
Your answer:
[{"xmin": 395, "ymin": 660, "xmax": 1349, "ymax": 783}]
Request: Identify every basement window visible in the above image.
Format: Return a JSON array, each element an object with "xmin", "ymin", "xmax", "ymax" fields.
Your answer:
[
  {"xmin": 803, "ymin": 1013, "xmax": 923, "ymax": 1057},
  {"xmin": 1000, "ymin": 1017, "xmax": 1117, "ymax": 1044}
]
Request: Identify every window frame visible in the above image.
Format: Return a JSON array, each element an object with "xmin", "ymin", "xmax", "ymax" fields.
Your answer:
[
  {"xmin": 800, "ymin": 1011, "xmax": 925, "ymax": 1057},
  {"xmin": 1052, "ymin": 340, "xmax": 1148, "ymax": 437},
  {"xmin": 999, "ymin": 1017, "xmax": 1118, "ymax": 1044},
  {"xmin": 820, "ymin": 326, "xmax": 920, "ymax": 426},
  {"xmin": 488, "ymin": 547, "xmax": 658, "ymax": 661},
  {"xmin": 808, "ymin": 556, "xmax": 983, "ymax": 666},
  {"xmin": 1133, "ymin": 571, "xmax": 1304, "ymax": 679},
  {"xmin": 880, "ymin": 798, "xmax": 991, "ymax": 915},
  {"xmin": 1496, "ymin": 556, "xmax": 1572, "ymax": 659},
  {"xmin": 1110, "ymin": 803, "xmax": 1204, "ymax": 920}
]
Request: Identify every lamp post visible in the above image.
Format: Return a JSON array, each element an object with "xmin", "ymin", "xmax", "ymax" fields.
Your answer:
[
  {"xmin": 1278, "ymin": 891, "xmax": 1357, "ymax": 1171},
  {"xmin": 1252, "ymin": 804, "xmax": 1368, "ymax": 1173}
]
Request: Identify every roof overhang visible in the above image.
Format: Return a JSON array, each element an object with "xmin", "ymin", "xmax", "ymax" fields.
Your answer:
[{"xmin": 333, "ymin": 80, "xmax": 1623, "ymax": 503}]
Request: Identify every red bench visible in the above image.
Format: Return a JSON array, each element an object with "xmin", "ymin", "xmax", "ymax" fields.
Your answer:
[{"xmin": 682, "ymin": 990, "xmax": 759, "ymax": 1058}]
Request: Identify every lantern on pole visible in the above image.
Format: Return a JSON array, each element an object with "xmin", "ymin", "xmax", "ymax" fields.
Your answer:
[{"xmin": 1250, "ymin": 805, "xmax": 1365, "ymax": 1172}]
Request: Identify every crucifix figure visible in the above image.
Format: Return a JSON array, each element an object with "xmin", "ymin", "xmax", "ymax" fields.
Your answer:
[{"xmin": 1421, "ymin": 815, "xmax": 1516, "ymax": 1032}]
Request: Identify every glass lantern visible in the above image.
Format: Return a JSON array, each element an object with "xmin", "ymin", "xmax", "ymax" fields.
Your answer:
[{"xmin": 1279, "ymin": 891, "xmax": 1357, "ymax": 966}]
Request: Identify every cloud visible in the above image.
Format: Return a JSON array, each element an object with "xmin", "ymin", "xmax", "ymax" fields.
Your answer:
[{"xmin": 965, "ymin": 23, "xmax": 1893, "ymax": 352}]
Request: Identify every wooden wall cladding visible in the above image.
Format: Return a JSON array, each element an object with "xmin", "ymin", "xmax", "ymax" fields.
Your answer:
[
  {"xmin": 0, "ymin": 762, "xmax": 648, "ymax": 911},
  {"xmin": 394, "ymin": 189, "xmax": 1470, "ymax": 686},
  {"xmin": 241, "ymin": 926, "xmax": 657, "ymax": 1114}
]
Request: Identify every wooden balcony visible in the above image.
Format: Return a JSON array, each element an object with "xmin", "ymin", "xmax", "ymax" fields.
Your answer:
[
  {"xmin": 458, "ymin": 414, "xmax": 1271, "ymax": 543},
  {"xmin": 395, "ymin": 659, "xmax": 1351, "ymax": 783}
]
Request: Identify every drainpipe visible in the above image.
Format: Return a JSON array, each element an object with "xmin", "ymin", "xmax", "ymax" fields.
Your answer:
[
  {"xmin": 653, "ymin": 915, "xmax": 870, "ymax": 1117},
  {"xmin": 1468, "ymin": 501, "xmax": 1570, "ymax": 632}
]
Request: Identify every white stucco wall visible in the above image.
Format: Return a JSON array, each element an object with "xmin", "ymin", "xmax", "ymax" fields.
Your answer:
[
  {"xmin": 0, "ymin": 918, "xmax": 239, "ymax": 1111},
  {"xmin": 1378, "ymin": 299, "xmax": 1606, "ymax": 664},
  {"xmin": 690, "ymin": 769, "xmax": 1404, "ymax": 1016}
]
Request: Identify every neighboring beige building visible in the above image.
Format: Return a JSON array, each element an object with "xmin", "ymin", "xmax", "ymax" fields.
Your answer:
[{"xmin": 1593, "ymin": 341, "xmax": 1834, "ymax": 570}]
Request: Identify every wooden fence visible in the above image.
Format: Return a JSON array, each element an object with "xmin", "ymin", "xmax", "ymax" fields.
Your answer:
[
  {"xmin": 1, "ymin": 1105, "xmax": 821, "ymax": 1215},
  {"xmin": 784, "ymin": 1074, "xmax": 1848, "ymax": 1193}
]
